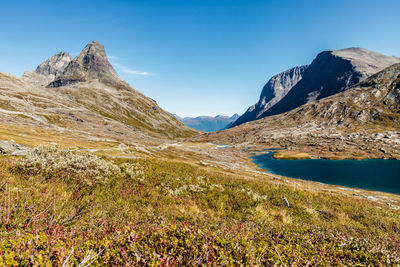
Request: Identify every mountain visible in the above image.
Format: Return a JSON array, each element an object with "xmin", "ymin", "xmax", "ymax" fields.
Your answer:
[
  {"xmin": 232, "ymin": 48, "xmax": 400, "ymax": 127},
  {"xmin": 0, "ymin": 41, "xmax": 197, "ymax": 142},
  {"xmin": 178, "ymin": 114, "xmax": 239, "ymax": 132},
  {"xmin": 223, "ymin": 114, "xmax": 240, "ymax": 129},
  {"xmin": 277, "ymin": 62, "xmax": 400, "ymax": 129},
  {"xmin": 194, "ymin": 62, "xmax": 400, "ymax": 158},
  {"xmin": 22, "ymin": 52, "xmax": 71, "ymax": 86},
  {"xmin": 231, "ymin": 65, "xmax": 308, "ymax": 127},
  {"xmin": 48, "ymin": 41, "xmax": 125, "ymax": 88}
]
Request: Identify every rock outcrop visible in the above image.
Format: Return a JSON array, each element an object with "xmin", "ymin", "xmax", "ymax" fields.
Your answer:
[
  {"xmin": 22, "ymin": 52, "xmax": 71, "ymax": 86},
  {"xmin": 0, "ymin": 140, "xmax": 28, "ymax": 155},
  {"xmin": 48, "ymin": 41, "xmax": 124, "ymax": 88},
  {"xmin": 231, "ymin": 65, "xmax": 307, "ymax": 127},
  {"xmin": 232, "ymin": 48, "xmax": 400, "ymax": 127}
]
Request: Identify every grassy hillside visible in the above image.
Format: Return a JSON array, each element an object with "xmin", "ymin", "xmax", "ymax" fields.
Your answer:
[
  {"xmin": 1, "ymin": 146, "xmax": 399, "ymax": 265},
  {"xmin": 0, "ymin": 72, "xmax": 198, "ymax": 143}
]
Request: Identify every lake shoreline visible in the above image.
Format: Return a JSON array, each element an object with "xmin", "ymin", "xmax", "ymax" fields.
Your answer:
[
  {"xmin": 242, "ymin": 145, "xmax": 400, "ymax": 161},
  {"xmin": 251, "ymin": 151, "xmax": 400, "ymax": 195},
  {"xmin": 271, "ymin": 150, "xmax": 400, "ymax": 160}
]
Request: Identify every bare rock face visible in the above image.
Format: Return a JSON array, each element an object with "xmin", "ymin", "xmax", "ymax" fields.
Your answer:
[
  {"xmin": 231, "ymin": 65, "xmax": 308, "ymax": 127},
  {"xmin": 48, "ymin": 41, "xmax": 123, "ymax": 88},
  {"xmin": 232, "ymin": 48, "xmax": 400, "ymax": 127},
  {"xmin": 331, "ymin": 48, "xmax": 400, "ymax": 79},
  {"xmin": 35, "ymin": 52, "xmax": 71, "ymax": 76},
  {"xmin": 22, "ymin": 52, "xmax": 71, "ymax": 86},
  {"xmin": 0, "ymin": 140, "xmax": 28, "ymax": 155}
]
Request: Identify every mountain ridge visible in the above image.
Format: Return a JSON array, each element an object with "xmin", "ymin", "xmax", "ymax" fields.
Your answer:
[
  {"xmin": 231, "ymin": 65, "xmax": 308, "ymax": 127},
  {"xmin": 232, "ymin": 47, "xmax": 400, "ymax": 127},
  {"xmin": 0, "ymin": 41, "xmax": 197, "ymax": 140},
  {"xmin": 194, "ymin": 62, "xmax": 400, "ymax": 158}
]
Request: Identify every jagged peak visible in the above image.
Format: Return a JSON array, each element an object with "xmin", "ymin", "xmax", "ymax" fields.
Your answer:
[
  {"xmin": 21, "ymin": 51, "xmax": 71, "ymax": 86},
  {"xmin": 78, "ymin": 41, "xmax": 107, "ymax": 59},
  {"xmin": 48, "ymin": 41, "xmax": 123, "ymax": 88},
  {"xmin": 35, "ymin": 52, "xmax": 71, "ymax": 76}
]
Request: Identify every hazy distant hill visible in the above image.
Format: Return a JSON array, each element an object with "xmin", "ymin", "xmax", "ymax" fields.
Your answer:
[
  {"xmin": 231, "ymin": 47, "xmax": 400, "ymax": 128},
  {"xmin": 176, "ymin": 114, "xmax": 239, "ymax": 132}
]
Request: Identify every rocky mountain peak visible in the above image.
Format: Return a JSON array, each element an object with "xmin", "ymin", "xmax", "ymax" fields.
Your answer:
[
  {"xmin": 48, "ymin": 41, "xmax": 123, "ymax": 88},
  {"xmin": 231, "ymin": 47, "xmax": 400, "ymax": 128},
  {"xmin": 35, "ymin": 52, "xmax": 71, "ymax": 76},
  {"xmin": 21, "ymin": 52, "xmax": 71, "ymax": 86},
  {"xmin": 231, "ymin": 65, "xmax": 308, "ymax": 127}
]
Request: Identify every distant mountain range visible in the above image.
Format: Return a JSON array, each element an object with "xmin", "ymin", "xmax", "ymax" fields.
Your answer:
[
  {"xmin": 231, "ymin": 47, "xmax": 400, "ymax": 128},
  {"xmin": 175, "ymin": 114, "xmax": 239, "ymax": 132}
]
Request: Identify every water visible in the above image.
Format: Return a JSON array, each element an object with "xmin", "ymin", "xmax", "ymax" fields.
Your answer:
[{"xmin": 252, "ymin": 152, "xmax": 400, "ymax": 195}]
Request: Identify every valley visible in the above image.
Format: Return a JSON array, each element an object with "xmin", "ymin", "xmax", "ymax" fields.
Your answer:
[{"xmin": 0, "ymin": 41, "xmax": 400, "ymax": 265}]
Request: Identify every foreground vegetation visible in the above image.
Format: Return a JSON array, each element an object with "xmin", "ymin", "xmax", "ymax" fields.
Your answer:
[{"xmin": 0, "ymin": 146, "xmax": 399, "ymax": 265}]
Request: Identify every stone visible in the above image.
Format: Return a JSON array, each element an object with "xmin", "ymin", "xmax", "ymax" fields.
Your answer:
[
  {"xmin": 0, "ymin": 140, "xmax": 26, "ymax": 155},
  {"xmin": 0, "ymin": 140, "xmax": 15, "ymax": 154},
  {"xmin": 282, "ymin": 197, "xmax": 290, "ymax": 207}
]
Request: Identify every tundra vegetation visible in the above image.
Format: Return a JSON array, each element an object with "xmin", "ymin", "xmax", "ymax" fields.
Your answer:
[{"xmin": 0, "ymin": 145, "xmax": 399, "ymax": 265}]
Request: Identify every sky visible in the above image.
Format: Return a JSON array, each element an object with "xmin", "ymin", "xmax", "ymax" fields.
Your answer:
[{"xmin": 0, "ymin": 0, "xmax": 399, "ymax": 117}]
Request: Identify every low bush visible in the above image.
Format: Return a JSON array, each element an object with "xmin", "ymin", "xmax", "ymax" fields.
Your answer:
[
  {"xmin": 11, "ymin": 145, "xmax": 121, "ymax": 186},
  {"xmin": 0, "ymin": 146, "xmax": 399, "ymax": 265}
]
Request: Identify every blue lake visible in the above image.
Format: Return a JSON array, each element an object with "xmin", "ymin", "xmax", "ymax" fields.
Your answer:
[{"xmin": 252, "ymin": 152, "xmax": 400, "ymax": 195}]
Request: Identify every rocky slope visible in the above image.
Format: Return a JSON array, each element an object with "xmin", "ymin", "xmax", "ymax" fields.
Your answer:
[
  {"xmin": 22, "ymin": 52, "xmax": 71, "ymax": 86},
  {"xmin": 231, "ymin": 65, "xmax": 307, "ymax": 127},
  {"xmin": 233, "ymin": 48, "xmax": 400, "ymax": 127},
  {"xmin": 195, "ymin": 63, "xmax": 400, "ymax": 159},
  {"xmin": 178, "ymin": 114, "xmax": 239, "ymax": 132},
  {"xmin": 0, "ymin": 41, "xmax": 197, "ymax": 142}
]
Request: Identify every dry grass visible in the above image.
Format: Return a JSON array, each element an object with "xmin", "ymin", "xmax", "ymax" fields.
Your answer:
[
  {"xmin": 0, "ymin": 123, "xmax": 118, "ymax": 149},
  {"xmin": 272, "ymin": 151, "xmax": 311, "ymax": 160}
]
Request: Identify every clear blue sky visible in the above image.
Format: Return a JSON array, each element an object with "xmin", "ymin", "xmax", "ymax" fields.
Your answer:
[{"xmin": 0, "ymin": 0, "xmax": 399, "ymax": 117}]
